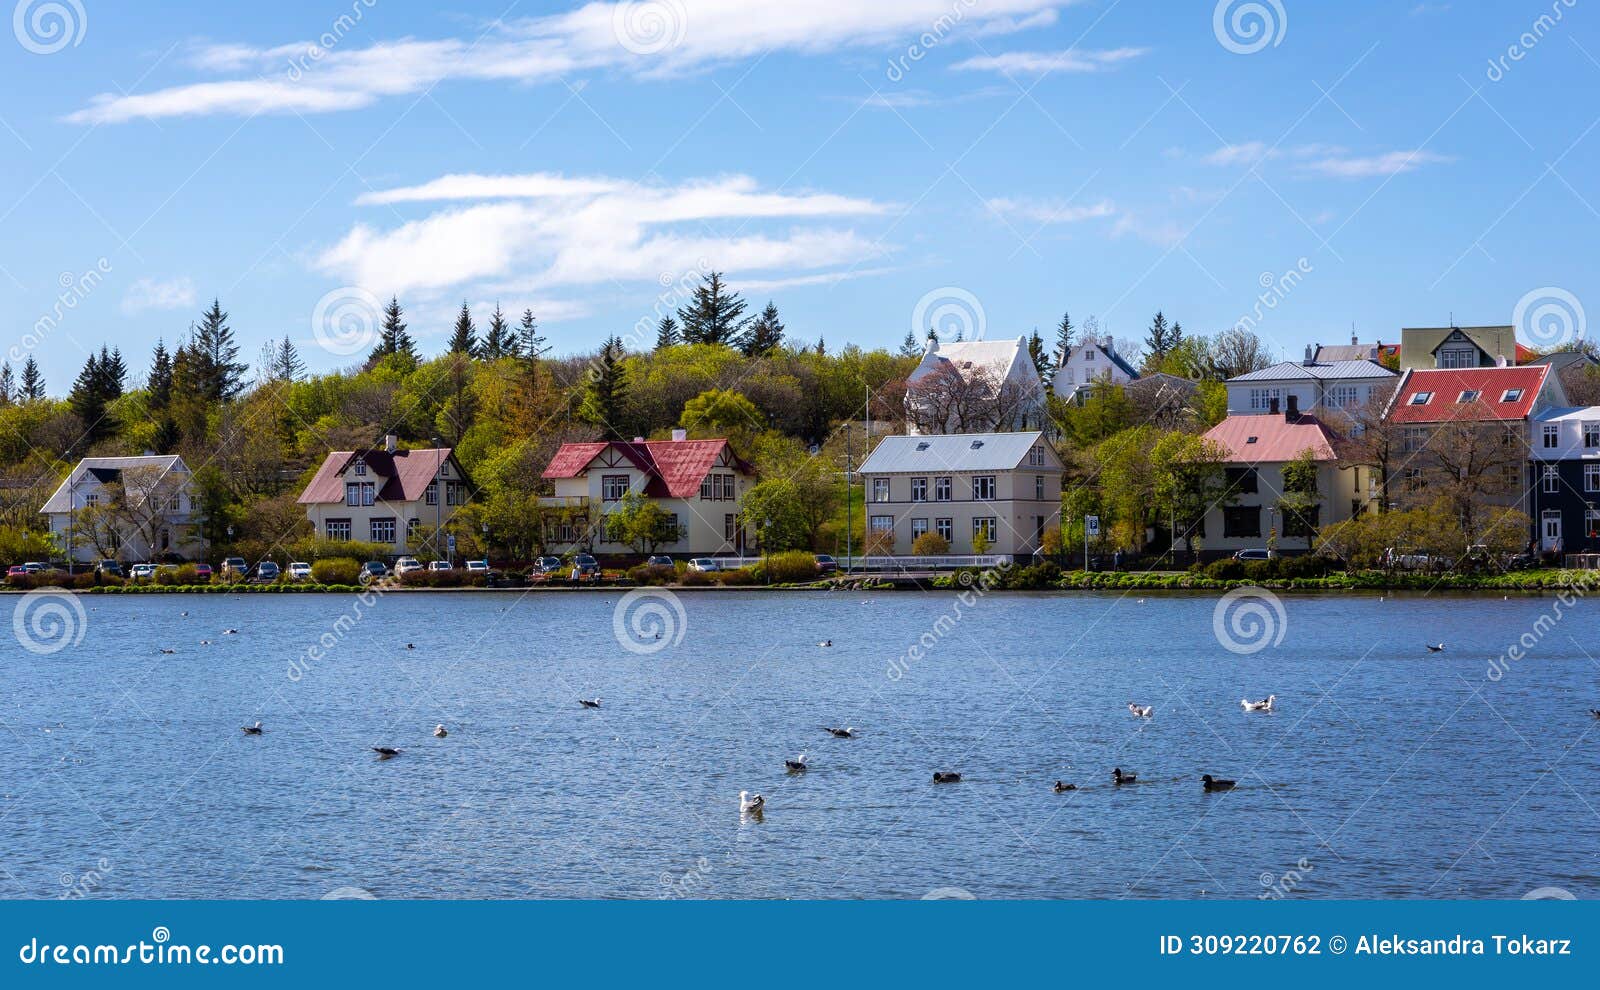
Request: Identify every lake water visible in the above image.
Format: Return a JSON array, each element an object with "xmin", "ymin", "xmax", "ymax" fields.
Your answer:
[{"xmin": 1, "ymin": 587, "xmax": 1596, "ymax": 900}]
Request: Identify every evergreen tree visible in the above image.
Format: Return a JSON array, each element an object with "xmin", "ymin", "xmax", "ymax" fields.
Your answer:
[
  {"xmin": 448, "ymin": 301, "xmax": 479, "ymax": 358},
  {"xmin": 20, "ymin": 356, "xmax": 44, "ymax": 401},
  {"xmin": 582, "ymin": 336, "xmax": 629, "ymax": 439},
  {"xmin": 741, "ymin": 301, "xmax": 785, "ymax": 356},
  {"xmin": 518, "ymin": 308, "xmax": 548, "ymax": 359},
  {"xmin": 269, "ymin": 335, "xmax": 306, "ymax": 381},
  {"xmin": 654, "ymin": 315, "xmax": 680, "ymax": 350},
  {"xmin": 103, "ymin": 346, "xmax": 127, "ymax": 391},
  {"xmin": 1027, "ymin": 328, "xmax": 1051, "ymax": 381},
  {"xmin": 370, "ymin": 296, "xmax": 418, "ymax": 364},
  {"xmin": 676, "ymin": 272, "xmax": 750, "ymax": 346},
  {"xmin": 482, "ymin": 303, "xmax": 517, "ymax": 360},
  {"xmin": 900, "ymin": 330, "xmax": 922, "ymax": 358},
  {"xmin": 1143, "ymin": 310, "xmax": 1174, "ymax": 367},
  {"xmin": 192, "ymin": 299, "xmax": 248, "ymax": 401},
  {"xmin": 816, "ymin": 337, "xmax": 826, "ymax": 356},
  {"xmin": 69, "ymin": 346, "xmax": 124, "ymax": 443},
  {"xmin": 0, "ymin": 362, "xmax": 14, "ymax": 405},
  {"xmin": 1055, "ymin": 311, "xmax": 1073, "ymax": 360},
  {"xmin": 148, "ymin": 340, "xmax": 173, "ymax": 410}
]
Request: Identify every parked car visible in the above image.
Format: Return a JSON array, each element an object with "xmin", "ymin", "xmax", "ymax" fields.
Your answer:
[
  {"xmin": 192, "ymin": 563, "xmax": 213, "ymax": 582},
  {"xmin": 7, "ymin": 565, "xmax": 28, "ymax": 580},
  {"xmin": 22, "ymin": 562, "xmax": 46, "ymax": 573},
  {"xmin": 287, "ymin": 561, "xmax": 313, "ymax": 581},
  {"xmin": 428, "ymin": 560, "xmax": 454, "ymax": 572},
  {"xmin": 360, "ymin": 561, "xmax": 390, "ymax": 583},
  {"xmin": 646, "ymin": 555, "xmax": 674, "ymax": 568},
  {"xmin": 688, "ymin": 558, "xmax": 721, "ymax": 573},
  {"xmin": 532, "ymin": 556, "xmax": 563, "ymax": 575},
  {"xmin": 465, "ymin": 560, "xmax": 491, "ymax": 575},
  {"xmin": 1382, "ymin": 547, "xmax": 1432, "ymax": 571},
  {"xmin": 129, "ymin": 563, "xmax": 156, "ymax": 580},
  {"xmin": 220, "ymin": 557, "xmax": 249, "ymax": 579},
  {"xmin": 254, "ymin": 561, "xmax": 280, "ymax": 582},
  {"xmin": 94, "ymin": 560, "xmax": 124, "ymax": 577},
  {"xmin": 813, "ymin": 554, "xmax": 838, "ymax": 574},
  {"xmin": 570, "ymin": 554, "xmax": 600, "ymax": 582},
  {"xmin": 394, "ymin": 556, "xmax": 424, "ymax": 575},
  {"xmin": 1232, "ymin": 549, "xmax": 1271, "ymax": 561}
]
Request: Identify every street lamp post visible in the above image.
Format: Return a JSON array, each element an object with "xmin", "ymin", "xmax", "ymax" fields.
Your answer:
[{"xmin": 432, "ymin": 437, "xmax": 443, "ymax": 565}]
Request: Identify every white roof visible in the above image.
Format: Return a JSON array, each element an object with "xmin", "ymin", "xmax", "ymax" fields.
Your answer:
[
  {"xmin": 1533, "ymin": 406, "xmax": 1600, "ymax": 423},
  {"xmin": 859, "ymin": 432, "xmax": 1058, "ymax": 474},
  {"xmin": 1228, "ymin": 360, "xmax": 1396, "ymax": 383},
  {"xmin": 40, "ymin": 455, "xmax": 188, "ymax": 514}
]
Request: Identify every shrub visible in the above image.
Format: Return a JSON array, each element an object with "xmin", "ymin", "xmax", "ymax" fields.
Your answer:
[
  {"xmin": 1205, "ymin": 559, "xmax": 1246, "ymax": 580},
  {"xmin": 911, "ymin": 532, "xmax": 950, "ymax": 556},
  {"xmin": 716, "ymin": 567, "xmax": 759, "ymax": 586},
  {"xmin": 763, "ymin": 550, "xmax": 819, "ymax": 583},
  {"xmin": 679, "ymin": 568, "xmax": 714, "ymax": 586},
  {"xmin": 626, "ymin": 563, "xmax": 676, "ymax": 586},
  {"xmin": 312, "ymin": 558, "xmax": 361, "ymax": 585}
]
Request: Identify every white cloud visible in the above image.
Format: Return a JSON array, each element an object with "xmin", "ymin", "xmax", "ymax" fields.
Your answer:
[
  {"xmin": 316, "ymin": 172, "xmax": 893, "ymax": 298},
  {"xmin": 70, "ymin": 0, "xmax": 1071, "ymax": 123},
  {"xmin": 729, "ymin": 266, "xmax": 904, "ymax": 292},
  {"xmin": 1204, "ymin": 142, "xmax": 1276, "ymax": 166},
  {"xmin": 986, "ymin": 197, "xmax": 1115, "ymax": 225},
  {"xmin": 121, "ymin": 276, "xmax": 196, "ymax": 314},
  {"xmin": 952, "ymin": 47, "xmax": 1147, "ymax": 74},
  {"xmin": 1296, "ymin": 150, "xmax": 1451, "ymax": 179}
]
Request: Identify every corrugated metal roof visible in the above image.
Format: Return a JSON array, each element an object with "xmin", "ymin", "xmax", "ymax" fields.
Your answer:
[
  {"xmin": 858, "ymin": 431, "xmax": 1058, "ymax": 474},
  {"xmin": 1203, "ymin": 414, "xmax": 1338, "ymax": 463},
  {"xmin": 541, "ymin": 439, "xmax": 753, "ymax": 497},
  {"xmin": 41, "ymin": 455, "xmax": 188, "ymax": 514},
  {"xmin": 1229, "ymin": 360, "xmax": 1396, "ymax": 383},
  {"xmin": 1386, "ymin": 366, "xmax": 1548, "ymax": 423},
  {"xmin": 298, "ymin": 448, "xmax": 456, "ymax": 504}
]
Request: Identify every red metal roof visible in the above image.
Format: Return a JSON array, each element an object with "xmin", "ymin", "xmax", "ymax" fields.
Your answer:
[
  {"xmin": 1386, "ymin": 366, "xmax": 1548, "ymax": 424},
  {"xmin": 542, "ymin": 438, "xmax": 752, "ymax": 497},
  {"xmin": 1203, "ymin": 414, "xmax": 1338, "ymax": 464},
  {"xmin": 297, "ymin": 448, "xmax": 456, "ymax": 504}
]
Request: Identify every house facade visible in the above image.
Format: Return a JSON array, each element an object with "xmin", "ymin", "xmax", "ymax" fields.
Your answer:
[
  {"xmin": 905, "ymin": 336, "xmax": 1045, "ymax": 435},
  {"xmin": 1198, "ymin": 413, "xmax": 1366, "ymax": 554},
  {"xmin": 1051, "ymin": 335, "xmax": 1139, "ymax": 401},
  {"xmin": 42, "ymin": 455, "xmax": 204, "ymax": 563},
  {"xmin": 1398, "ymin": 325, "xmax": 1535, "ymax": 370},
  {"xmin": 857, "ymin": 431, "xmax": 1064, "ymax": 558},
  {"xmin": 297, "ymin": 438, "xmax": 469, "ymax": 557},
  {"xmin": 1225, "ymin": 357, "xmax": 1396, "ymax": 417},
  {"xmin": 1528, "ymin": 406, "xmax": 1600, "ymax": 554},
  {"xmin": 539, "ymin": 432, "xmax": 756, "ymax": 556}
]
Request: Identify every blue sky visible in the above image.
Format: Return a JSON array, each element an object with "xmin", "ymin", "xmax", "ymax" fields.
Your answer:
[{"xmin": 1, "ymin": 0, "xmax": 1596, "ymax": 387}]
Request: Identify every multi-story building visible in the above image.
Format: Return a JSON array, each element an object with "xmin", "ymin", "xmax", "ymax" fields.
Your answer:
[
  {"xmin": 1051, "ymin": 334, "xmax": 1140, "ymax": 401},
  {"xmin": 42, "ymin": 454, "xmax": 203, "ymax": 563},
  {"xmin": 1397, "ymin": 325, "xmax": 1535, "ymax": 370},
  {"xmin": 1225, "ymin": 355, "xmax": 1396, "ymax": 417},
  {"xmin": 857, "ymin": 431, "xmax": 1064, "ymax": 558},
  {"xmin": 298, "ymin": 437, "xmax": 469, "ymax": 556},
  {"xmin": 539, "ymin": 431, "xmax": 756, "ymax": 556},
  {"xmin": 905, "ymin": 336, "xmax": 1045, "ymax": 435},
  {"xmin": 1528, "ymin": 406, "xmax": 1600, "ymax": 554}
]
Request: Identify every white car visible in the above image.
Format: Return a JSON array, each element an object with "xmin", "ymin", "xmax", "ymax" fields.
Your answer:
[
  {"xmin": 287, "ymin": 562, "xmax": 313, "ymax": 581},
  {"xmin": 394, "ymin": 557, "xmax": 424, "ymax": 575},
  {"xmin": 688, "ymin": 558, "xmax": 721, "ymax": 573},
  {"xmin": 465, "ymin": 560, "xmax": 490, "ymax": 574},
  {"xmin": 428, "ymin": 560, "xmax": 454, "ymax": 572},
  {"xmin": 129, "ymin": 563, "xmax": 157, "ymax": 580}
]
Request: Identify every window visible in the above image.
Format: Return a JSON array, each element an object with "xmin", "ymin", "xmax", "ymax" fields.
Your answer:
[
  {"xmin": 1249, "ymin": 388, "xmax": 1281, "ymax": 411},
  {"xmin": 934, "ymin": 477, "xmax": 952, "ymax": 501},
  {"xmin": 1028, "ymin": 445, "xmax": 1046, "ymax": 467},
  {"xmin": 370, "ymin": 518, "xmax": 396, "ymax": 544},
  {"xmin": 1503, "ymin": 464, "xmax": 1521, "ymax": 489},
  {"xmin": 1457, "ymin": 390, "xmax": 1481, "ymax": 403},
  {"xmin": 1404, "ymin": 427, "xmax": 1429, "ymax": 454},
  {"xmin": 1439, "ymin": 348, "xmax": 1477, "ymax": 369},
  {"xmin": 935, "ymin": 518, "xmax": 952, "ymax": 541},
  {"xmin": 1329, "ymin": 385, "xmax": 1359, "ymax": 408},
  {"xmin": 602, "ymin": 475, "xmax": 629, "ymax": 502},
  {"xmin": 1405, "ymin": 467, "xmax": 1425, "ymax": 492},
  {"xmin": 1086, "ymin": 349, "xmax": 1095, "ymax": 361},
  {"xmin": 325, "ymin": 519, "xmax": 352, "ymax": 541},
  {"xmin": 445, "ymin": 482, "xmax": 465, "ymax": 506},
  {"xmin": 972, "ymin": 475, "xmax": 996, "ymax": 500},
  {"xmin": 911, "ymin": 477, "xmax": 928, "ymax": 501},
  {"xmin": 1503, "ymin": 426, "xmax": 1519, "ymax": 447},
  {"xmin": 872, "ymin": 478, "xmax": 891, "ymax": 502},
  {"xmin": 85, "ymin": 492, "xmax": 101, "ymax": 507},
  {"xmin": 1222, "ymin": 506, "xmax": 1260, "ymax": 538},
  {"xmin": 1408, "ymin": 391, "xmax": 1433, "ymax": 405},
  {"xmin": 426, "ymin": 482, "xmax": 438, "ymax": 506},
  {"xmin": 724, "ymin": 514, "xmax": 737, "ymax": 542},
  {"xmin": 1501, "ymin": 388, "xmax": 1523, "ymax": 403},
  {"xmin": 353, "ymin": 458, "xmax": 367, "ymax": 476},
  {"xmin": 911, "ymin": 518, "xmax": 929, "ymax": 540},
  {"xmin": 1587, "ymin": 464, "xmax": 1600, "ymax": 493},
  {"xmin": 345, "ymin": 482, "xmax": 375, "ymax": 507},
  {"xmin": 1585, "ymin": 422, "xmax": 1600, "ymax": 448},
  {"xmin": 870, "ymin": 515, "xmax": 894, "ymax": 533},
  {"xmin": 1588, "ymin": 508, "xmax": 1600, "ymax": 539},
  {"xmin": 699, "ymin": 474, "xmax": 737, "ymax": 501},
  {"xmin": 1544, "ymin": 425, "xmax": 1560, "ymax": 449},
  {"xmin": 1035, "ymin": 475, "xmax": 1045, "ymax": 500},
  {"xmin": 407, "ymin": 518, "xmax": 422, "ymax": 543},
  {"xmin": 972, "ymin": 517, "xmax": 997, "ymax": 544},
  {"xmin": 1225, "ymin": 467, "xmax": 1258, "ymax": 494},
  {"xmin": 1544, "ymin": 465, "xmax": 1560, "ymax": 494}
]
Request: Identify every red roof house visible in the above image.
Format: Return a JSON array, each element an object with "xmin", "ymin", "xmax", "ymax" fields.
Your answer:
[
  {"xmin": 1383, "ymin": 366, "xmax": 1558, "ymax": 425},
  {"xmin": 542, "ymin": 437, "xmax": 754, "ymax": 497},
  {"xmin": 1202, "ymin": 412, "xmax": 1339, "ymax": 463}
]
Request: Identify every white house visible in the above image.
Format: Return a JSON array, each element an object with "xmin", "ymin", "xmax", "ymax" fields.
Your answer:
[
  {"xmin": 298, "ymin": 437, "xmax": 469, "ymax": 556},
  {"xmin": 1225, "ymin": 354, "xmax": 1397, "ymax": 417},
  {"xmin": 905, "ymin": 336, "xmax": 1045, "ymax": 436},
  {"xmin": 857, "ymin": 431, "xmax": 1064, "ymax": 558},
  {"xmin": 540, "ymin": 431, "xmax": 757, "ymax": 556},
  {"xmin": 1051, "ymin": 334, "xmax": 1140, "ymax": 400},
  {"xmin": 42, "ymin": 454, "xmax": 204, "ymax": 563}
]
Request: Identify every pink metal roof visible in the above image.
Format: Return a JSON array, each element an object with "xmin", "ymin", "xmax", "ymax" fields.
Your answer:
[
  {"xmin": 1203, "ymin": 414, "xmax": 1338, "ymax": 463},
  {"xmin": 1386, "ymin": 366, "xmax": 1547, "ymax": 424},
  {"xmin": 297, "ymin": 448, "xmax": 456, "ymax": 504},
  {"xmin": 542, "ymin": 438, "xmax": 752, "ymax": 497}
]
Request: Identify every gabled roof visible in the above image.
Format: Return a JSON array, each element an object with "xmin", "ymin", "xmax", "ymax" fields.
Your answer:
[
  {"xmin": 1526, "ymin": 351, "xmax": 1599, "ymax": 374},
  {"xmin": 542, "ymin": 439, "xmax": 753, "ymax": 498},
  {"xmin": 1203, "ymin": 414, "xmax": 1338, "ymax": 464},
  {"xmin": 41, "ymin": 455, "xmax": 188, "ymax": 514},
  {"xmin": 859, "ymin": 431, "xmax": 1060, "ymax": 474},
  {"xmin": 1385, "ymin": 366, "xmax": 1549, "ymax": 424},
  {"xmin": 1062, "ymin": 338, "xmax": 1139, "ymax": 380},
  {"xmin": 298, "ymin": 447, "xmax": 457, "ymax": 504},
  {"xmin": 1228, "ymin": 359, "xmax": 1395, "ymax": 383}
]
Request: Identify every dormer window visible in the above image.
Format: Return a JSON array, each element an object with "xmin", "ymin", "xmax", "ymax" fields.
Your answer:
[
  {"xmin": 1501, "ymin": 388, "xmax": 1523, "ymax": 402},
  {"xmin": 353, "ymin": 458, "xmax": 366, "ymax": 476},
  {"xmin": 1408, "ymin": 392, "xmax": 1433, "ymax": 405},
  {"xmin": 1086, "ymin": 349, "xmax": 1095, "ymax": 361},
  {"xmin": 1457, "ymin": 390, "xmax": 1480, "ymax": 403}
]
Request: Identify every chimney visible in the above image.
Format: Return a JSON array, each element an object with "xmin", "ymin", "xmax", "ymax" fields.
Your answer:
[
  {"xmin": 1268, "ymin": 397, "xmax": 1280, "ymax": 415},
  {"xmin": 1496, "ymin": 354, "xmax": 1508, "ymax": 368},
  {"xmin": 671, "ymin": 428, "xmax": 688, "ymax": 442},
  {"xmin": 384, "ymin": 434, "xmax": 398, "ymax": 453},
  {"xmin": 1303, "ymin": 344, "xmax": 1315, "ymax": 365},
  {"xmin": 1285, "ymin": 394, "xmax": 1300, "ymax": 421},
  {"xmin": 632, "ymin": 436, "xmax": 645, "ymax": 443},
  {"xmin": 1351, "ymin": 332, "xmax": 1358, "ymax": 346}
]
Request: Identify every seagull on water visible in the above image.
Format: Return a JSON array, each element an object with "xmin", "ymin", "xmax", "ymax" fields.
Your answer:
[
  {"xmin": 223, "ymin": 629, "xmax": 239, "ymax": 635},
  {"xmin": 785, "ymin": 753, "xmax": 808, "ymax": 772},
  {"xmin": 1426, "ymin": 643, "xmax": 1445, "ymax": 653},
  {"xmin": 1202, "ymin": 774, "xmax": 1236, "ymax": 792},
  {"xmin": 825, "ymin": 726, "xmax": 854, "ymax": 738},
  {"xmin": 1112, "ymin": 768, "xmax": 1137, "ymax": 785},
  {"xmin": 433, "ymin": 724, "xmax": 448, "ymax": 738},
  {"xmin": 578, "ymin": 697, "xmax": 602, "ymax": 709},
  {"xmin": 818, "ymin": 640, "xmax": 833, "ymax": 647},
  {"xmin": 739, "ymin": 791, "xmax": 765, "ymax": 814},
  {"xmin": 372, "ymin": 747, "xmax": 402, "ymax": 759},
  {"xmin": 1127, "ymin": 702, "xmax": 1153, "ymax": 718},
  {"xmin": 241, "ymin": 721, "xmax": 263, "ymax": 735},
  {"xmin": 1241, "ymin": 694, "xmax": 1276, "ymax": 713}
]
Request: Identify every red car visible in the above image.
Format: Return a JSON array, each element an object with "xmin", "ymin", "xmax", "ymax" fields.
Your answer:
[
  {"xmin": 192, "ymin": 563, "xmax": 214, "ymax": 582},
  {"xmin": 6, "ymin": 565, "xmax": 27, "ymax": 580}
]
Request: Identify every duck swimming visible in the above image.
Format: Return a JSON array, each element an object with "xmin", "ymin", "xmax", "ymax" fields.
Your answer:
[
  {"xmin": 1053, "ymin": 781, "xmax": 1076, "ymax": 793},
  {"xmin": 932, "ymin": 772, "xmax": 961, "ymax": 784},
  {"xmin": 1112, "ymin": 768, "xmax": 1137, "ymax": 785},
  {"xmin": 1202, "ymin": 774, "xmax": 1236, "ymax": 792},
  {"xmin": 241, "ymin": 721, "xmax": 263, "ymax": 735}
]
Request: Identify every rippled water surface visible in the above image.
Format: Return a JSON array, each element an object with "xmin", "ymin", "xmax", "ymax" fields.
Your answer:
[{"xmin": 1, "ymin": 588, "xmax": 1596, "ymax": 899}]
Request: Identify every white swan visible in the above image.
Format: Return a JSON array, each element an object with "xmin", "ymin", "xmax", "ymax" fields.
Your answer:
[{"xmin": 1241, "ymin": 694, "xmax": 1275, "ymax": 712}]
